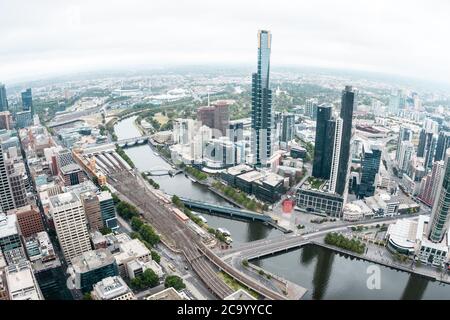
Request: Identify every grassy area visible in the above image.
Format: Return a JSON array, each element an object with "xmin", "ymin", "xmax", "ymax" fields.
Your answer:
[
  {"xmin": 217, "ymin": 272, "xmax": 259, "ymax": 299},
  {"xmin": 307, "ymin": 176, "xmax": 324, "ymax": 189},
  {"xmin": 212, "ymin": 181, "xmax": 268, "ymax": 212}
]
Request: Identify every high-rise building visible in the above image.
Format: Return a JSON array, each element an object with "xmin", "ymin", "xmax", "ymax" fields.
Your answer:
[
  {"xmin": 227, "ymin": 122, "xmax": 244, "ymax": 142},
  {"xmin": 312, "ymin": 104, "xmax": 335, "ymax": 179},
  {"xmin": 5, "ymin": 261, "xmax": 43, "ymax": 300},
  {"xmin": 49, "ymin": 192, "xmax": 92, "ymax": 262},
  {"xmin": 398, "ymin": 141, "xmax": 415, "ymax": 174},
  {"xmin": 0, "ymin": 144, "xmax": 15, "ymax": 212},
  {"xmin": 305, "ymin": 98, "xmax": 318, "ymax": 120},
  {"xmin": 21, "ymin": 89, "xmax": 33, "ymax": 115},
  {"xmin": 281, "ymin": 113, "xmax": 295, "ymax": 143},
  {"xmin": 251, "ymin": 30, "xmax": 272, "ymax": 166},
  {"xmin": 395, "ymin": 126, "xmax": 412, "ymax": 161},
  {"xmin": 419, "ymin": 160, "xmax": 444, "ymax": 207},
  {"xmin": 7, "ymin": 205, "xmax": 44, "ymax": 238},
  {"xmin": 80, "ymin": 191, "xmax": 103, "ymax": 231},
  {"xmin": 0, "ymin": 213, "xmax": 22, "ymax": 254},
  {"xmin": 334, "ymin": 86, "xmax": 355, "ymax": 196},
  {"xmin": 428, "ymin": 149, "xmax": 450, "ymax": 243},
  {"xmin": 435, "ymin": 131, "xmax": 450, "ymax": 162},
  {"xmin": 196, "ymin": 101, "xmax": 230, "ymax": 137},
  {"xmin": 172, "ymin": 119, "xmax": 201, "ymax": 145},
  {"xmin": 0, "ymin": 112, "xmax": 12, "ymax": 130},
  {"xmin": 98, "ymin": 191, "xmax": 118, "ymax": 230},
  {"xmin": 424, "ymin": 134, "xmax": 437, "ymax": 171},
  {"xmin": 0, "ymin": 84, "xmax": 8, "ymax": 112},
  {"xmin": 357, "ymin": 144, "xmax": 382, "ymax": 198},
  {"xmin": 329, "ymin": 118, "xmax": 343, "ymax": 193},
  {"xmin": 69, "ymin": 249, "xmax": 118, "ymax": 293}
]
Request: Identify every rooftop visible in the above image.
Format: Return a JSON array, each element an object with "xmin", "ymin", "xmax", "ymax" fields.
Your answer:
[
  {"xmin": 224, "ymin": 289, "xmax": 256, "ymax": 300},
  {"xmin": 59, "ymin": 163, "xmax": 82, "ymax": 174},
  {"xmin": 225, "ymin": 164, "xmax": 254, "ymax": 176},
  {"xmin": 71, "ymin": 249, "xmax": 115, "ymax": 273},
  {"xmin": 0, "ymin": 213, "xmax": 18, "ymax": 239},
  {"xmin": 92, "ymin": 276, "xmax": 134, "ymax": 300},
  {"xmin": 145, "ymin": 287, "xmax": 187, "ymax": 300},
  {"xmin": 49, "ymin": 191, "xmax": 80, "ymax": 208},
  {"xmin": 237, "ymin": 170, "xmax": 264, "ymax": 183}
]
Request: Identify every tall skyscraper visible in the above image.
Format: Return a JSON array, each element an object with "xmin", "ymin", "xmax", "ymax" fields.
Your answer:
[
  {"xmin": 305, "ymin": 98, "xmax": 318, "ymax": 120},
  {"xmin": 196, "ymin": 101, "xmax": 230, "ymax": 137},
  {"xmin": 357, "ymin": 144, "xmax": 382, "ymax": 198},
  {"xmin": 428, "ymin": 149, "xmax": 450, "ymax": 243},
  {"xmin": 0, "ymin": 144, "xmax": 15, "ymax": 212},
  {"xmin": 21, "ymin": 88, "xmax": 33, "ymax": 115},
  {"xmin": 398, "ymin": 141, "xmax": 415, "ymax": 174},
  {"xmin": 312, "ymin": 104, "xmax": 335, "ymax": 179},
  {"xmin": 334, "ymin": 86, "xmax": 355, "ymax": 196},
  {"xmin": 0, "ymin": 84, "xmax": 8, "ymax": 112},
  {"xmin": 49, "ymin": 192, "xmax": 92, "ymax": 262},
  {"xmin": 424, "ymin": 134, "xmax": 437, "ymax": 171},
  {"xmin": 395, "ymin": 126, "xmax": 412, "ymax": 161},
  {"xmin": 251, "ymin": 30, "xmax": 272, "ymax": 166},
  {"xmin": 329, "ymin": 118, "xmax": 343, "ymax": 193},
  {"xmin": 435, "ymin": 131, "xmax": 450, "ymax": 162},
  {"xmin": 419, "ymin": 160, "xmax": 444, "ymax": 207}
]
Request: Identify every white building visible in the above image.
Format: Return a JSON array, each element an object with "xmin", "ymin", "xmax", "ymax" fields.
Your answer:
[
  {"xmin": 5, "ymin": 261, "xmax": 43, "ymax": 300},
  {"xmin": 49, "ymin": 192, "xmax": 91, "ymax": 262},
  {"xmin": 92, "ymin": 276, "xmax": 136, "ymax": 300},
  {"xmin": 172, "ymin": 118, "xmax": 201, "ymax": 145}
]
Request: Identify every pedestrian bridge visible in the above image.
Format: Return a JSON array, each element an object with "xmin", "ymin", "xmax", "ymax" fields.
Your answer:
[{"xmin": 179, "ymin": 197, "xmax": 273, "ymax": 222}]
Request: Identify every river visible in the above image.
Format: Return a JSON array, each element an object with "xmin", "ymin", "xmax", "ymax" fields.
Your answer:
[
  {"xmin": 252, "ymin": 244, "xmax": 450, "ymax": 300},
  {"xmin": 114, "ymin": 115, "xmax": 450, "ymax": 300},
  {"xmin": 114, "ymin": 116, "xmax": 282, "ymax": 244}
]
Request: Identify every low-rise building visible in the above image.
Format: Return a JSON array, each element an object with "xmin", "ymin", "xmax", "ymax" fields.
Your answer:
[
  {"xmin": 91, "ymin": 276, "xmax": 136, "ymax": 300},
  {"xmin": 224, "ymin": 289, "xmax": 256, "ymax": 300},
  {"xmin": 145, "ymin": 287, "xmax": 189, "ymax": 300},
  {"xmin": 5, "ymin": 261, "xmax": 44, "ymax": 300}
]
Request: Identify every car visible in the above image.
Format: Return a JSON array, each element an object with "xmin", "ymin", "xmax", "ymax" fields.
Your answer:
[{"xmin": 184, "ymin": 265, "xmax": 189, "ymax": 270}]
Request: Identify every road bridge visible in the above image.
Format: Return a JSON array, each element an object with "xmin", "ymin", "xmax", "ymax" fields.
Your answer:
[
  {"xmin": 179, "ymin": 197, "xmax": 273, "ymax": 222},
  {"xmin": 116, "ymin": 136, "xmax": 150, "ymax": 148}
]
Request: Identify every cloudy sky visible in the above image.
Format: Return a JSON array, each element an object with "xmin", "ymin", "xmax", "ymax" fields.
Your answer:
[{"xmin": 1, "ymin": 0, "xmax": 449, "ymax": 84}]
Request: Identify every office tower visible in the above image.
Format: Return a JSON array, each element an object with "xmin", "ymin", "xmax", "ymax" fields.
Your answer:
[
  {"xmin": 398, "ymin": 141, "xmax": 415, "ymax": 174},
  {"xmin": 329, "ymin": 118, "xmax": 343, "ymax": 193},
  {"xmin": 395, "ymin": 126, "xmax": 412, "ymax": 161},
  {"xmin": 389, "ymin": 91, "xmax": 400, "ymax": 114},
  {"xmin": 49, "ymin": 192, "xmax": 92, "ymax": 262},
  {"xmin": 7, "ymin": 205, "xmax": 44, "ymax": 238},
  {"xmin": 357, "ymin": 144, "xmax": 382, "ymax": 198},
  {"xmin": 312, "ymin": 104, "xmax": 335, "ymax": 179},
  {"xmin": 419, "ymin": 160, "xmax": 444, "ymax": 207},
  {"xmin": 228, "ymin": 122, "xmax": 244, "ymax": 142},
  {"xmin": 281, "ymin": 113, "xmax": 295, "ymax": 143},
  {"xmin": 21, "ymin": 88, "xmax": 33, "ymax": 115},
  {"xmin": 204, "ymin": 137, "xmax": 236, "ymax": 167},
  {"xmin": 424, "ymin": 134, "xmax": 437, "ymax": 171},
  {"xmin": 56, "ymin": 149, "xmax": 75, "ymax": 169},
  {"xmin": 7, "ymin": 167, "xmax": 28, "ymax": 209},
  {"xmin": 0, "ymin": 84, "xmax": 7, "ymax": 112},
  {"xmin": 98, "ymin": 191, "xmax": 118, "ymax": 230},
  {"xmin": 334, "ymin": 86, "xmax": 355, "ymax": 195},
  {"xmin": 0, "ymin": 213, "xmax": 22, "ymax": 254},
  {"xmin": 69, "ymin": 249, "xmax": 118, "ymax": 293},
  {"xmin": 428, "ymin": 149, "xmax": 450, "ymax": 243},
  {"xmin": 59, "ymin": 163, "xmax": 85, "ymax": 186},
  {"xmin": 0, "ymin": 112, "xmax": 12, "ymax": 130},
  {"xmin": 196, "ymin": 101, "xmax": 230, "ymax": 137},
  {"xmin": 80, "ymin": 192, "xmax": 103, "ymax": 231},
  {"xmin": 251, "ymin": 30, "xmax": 272, "ymax": 166},
  {"xmin": 172, "ymin": 119, "xmax": 201, "ymax": 145},
  {"xmin": 435, "ymin": 131, "xmax": 450, "ymax": 162},
  {"xmin": 305, "ymin": 98, "xmax": 318, "ymax": 120},
  {"xmin": 0, "ymin": 145, "xmax": 15, "ymax": 212},
  {"xmin": 5, "ymin": 261, "xmax": 44, "ymax": 300}
]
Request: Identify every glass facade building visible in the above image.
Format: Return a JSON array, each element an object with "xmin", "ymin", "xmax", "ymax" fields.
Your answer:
[
  {"xmin": 21, "ymin": 88, "xmax": 33, "ymax": 115},
  {"xmin": 251, "ymin": 30, "xmax": 272, "ymax": 166},
  {"xmin": 428, "ymin": 149, "xmax": 450, "ymax": 243},
  {"xmin": 357, "ymin": 144, "xmax": 382, "ymax": 198},
  {"xmin": 312, "ymin": 104, "xmax": 335, "ymax": 180}
]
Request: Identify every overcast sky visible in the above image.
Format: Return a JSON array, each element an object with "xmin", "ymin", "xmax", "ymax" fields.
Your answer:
[{"xmin": 1, "ymin": 0, "xmax": 449, "ymax": 85}]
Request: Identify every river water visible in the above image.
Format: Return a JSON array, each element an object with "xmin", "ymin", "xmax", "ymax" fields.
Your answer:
[
  {"xmin": 114, "ymin": 116, "xmax": 282, "ymax": 244},
  {"xmin": 114, "ymin": 116, "xmax": 450, "ymax": 299}
]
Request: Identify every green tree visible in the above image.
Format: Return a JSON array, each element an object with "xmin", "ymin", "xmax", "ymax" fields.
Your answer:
[
  {"xmin": 151, "ymin": 250, "xmax": 161, "ymax": 264},
  {"xmin": 141, "ymin": 269, "xmax": 159, "ymax": 288},
  {"xmin": 164, "ymin": 275, "xmax": 186, "ymax": 291},
  {"xmin": 131, "ymin": 216, "xmax": 144, "ymax": 231},
  {"xmin": 83, "ymin": 292, "xmax": 92, "ymax": 300},
  {"xmin": 100, "ymin": 227, "xmax": 112, "ymax": 235}
]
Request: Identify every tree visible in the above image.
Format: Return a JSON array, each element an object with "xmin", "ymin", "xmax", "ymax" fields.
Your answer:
[
  {"xmin": 131, "ymin": 216, "xmax": 144, "ymax": 231},
  {"xmin": 100, "ymin": 227, "xmax": 112, "ymax": 235},
  {"xmin": 164, "ymin": 275, "xmax": 186, "ymax": 291},
  {"xmin": 151, "ymin": 250, "xmax": 161, "ymax": 264},
  {"xmin": 242, "ymin": 259, "xmax": 249, "ymax": 267},
  {"xmin": 131, "ymin": 277, "xmax": 143, "ymax": 290},
  {"xmin": 142, "ymin": 269, "xmax": 159, "ymax": 288},
  {"xmin": 83, "ymin": 292, "xmax": 92, "ymax": 300}
]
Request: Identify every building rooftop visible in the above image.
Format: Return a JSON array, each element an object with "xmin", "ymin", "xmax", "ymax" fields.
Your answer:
[
  {"xmin": 97, "ymin": 190, "xmax": 113, "ymax": 202},
  {"xmin": 0, "ymin": 213, "xmax": 18, "ymax": 239},
  {"xmin": 225, "ymin": 164, "xmax": 254, "ymax": 176},
  {"xmin": 92, "ymin": 276, "xmax": 134, "ymax": 300},
  {"xmin": 71, "ymin": 249, "xmax": 115, "ymax": 273},
  {"xmin": 387, "ymin": 219, "xmax": 419, "ymax": 250},
  {"xmin": 59, "ymin": 163, "xmax": 82, "ymax": 174},
  {"xmin": 224, "ymin": 289, "xmax": 256, "ymax": 300},
  {"xmin": 114, "ymin": 239, "xmax": 150, "ymax": 265},
  {"xmin": 49, "ymin": 191, "xmax": 80, "ymax": 208},
  {"xmin": 5, "ymin": 261, "xmax": 43, "ymax": 300},
  {"xmin": 145, "ymin": 287, "xmax": 187, "ymax": 300},
  {"xmin": 237, "ymin": 170, "xmax": 264, "ymax": 183}
]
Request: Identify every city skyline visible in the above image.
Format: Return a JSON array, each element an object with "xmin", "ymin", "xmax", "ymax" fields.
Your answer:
[{"xmin": 1, "ymin": 0, "xmax": 450, "ymax": 86}]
